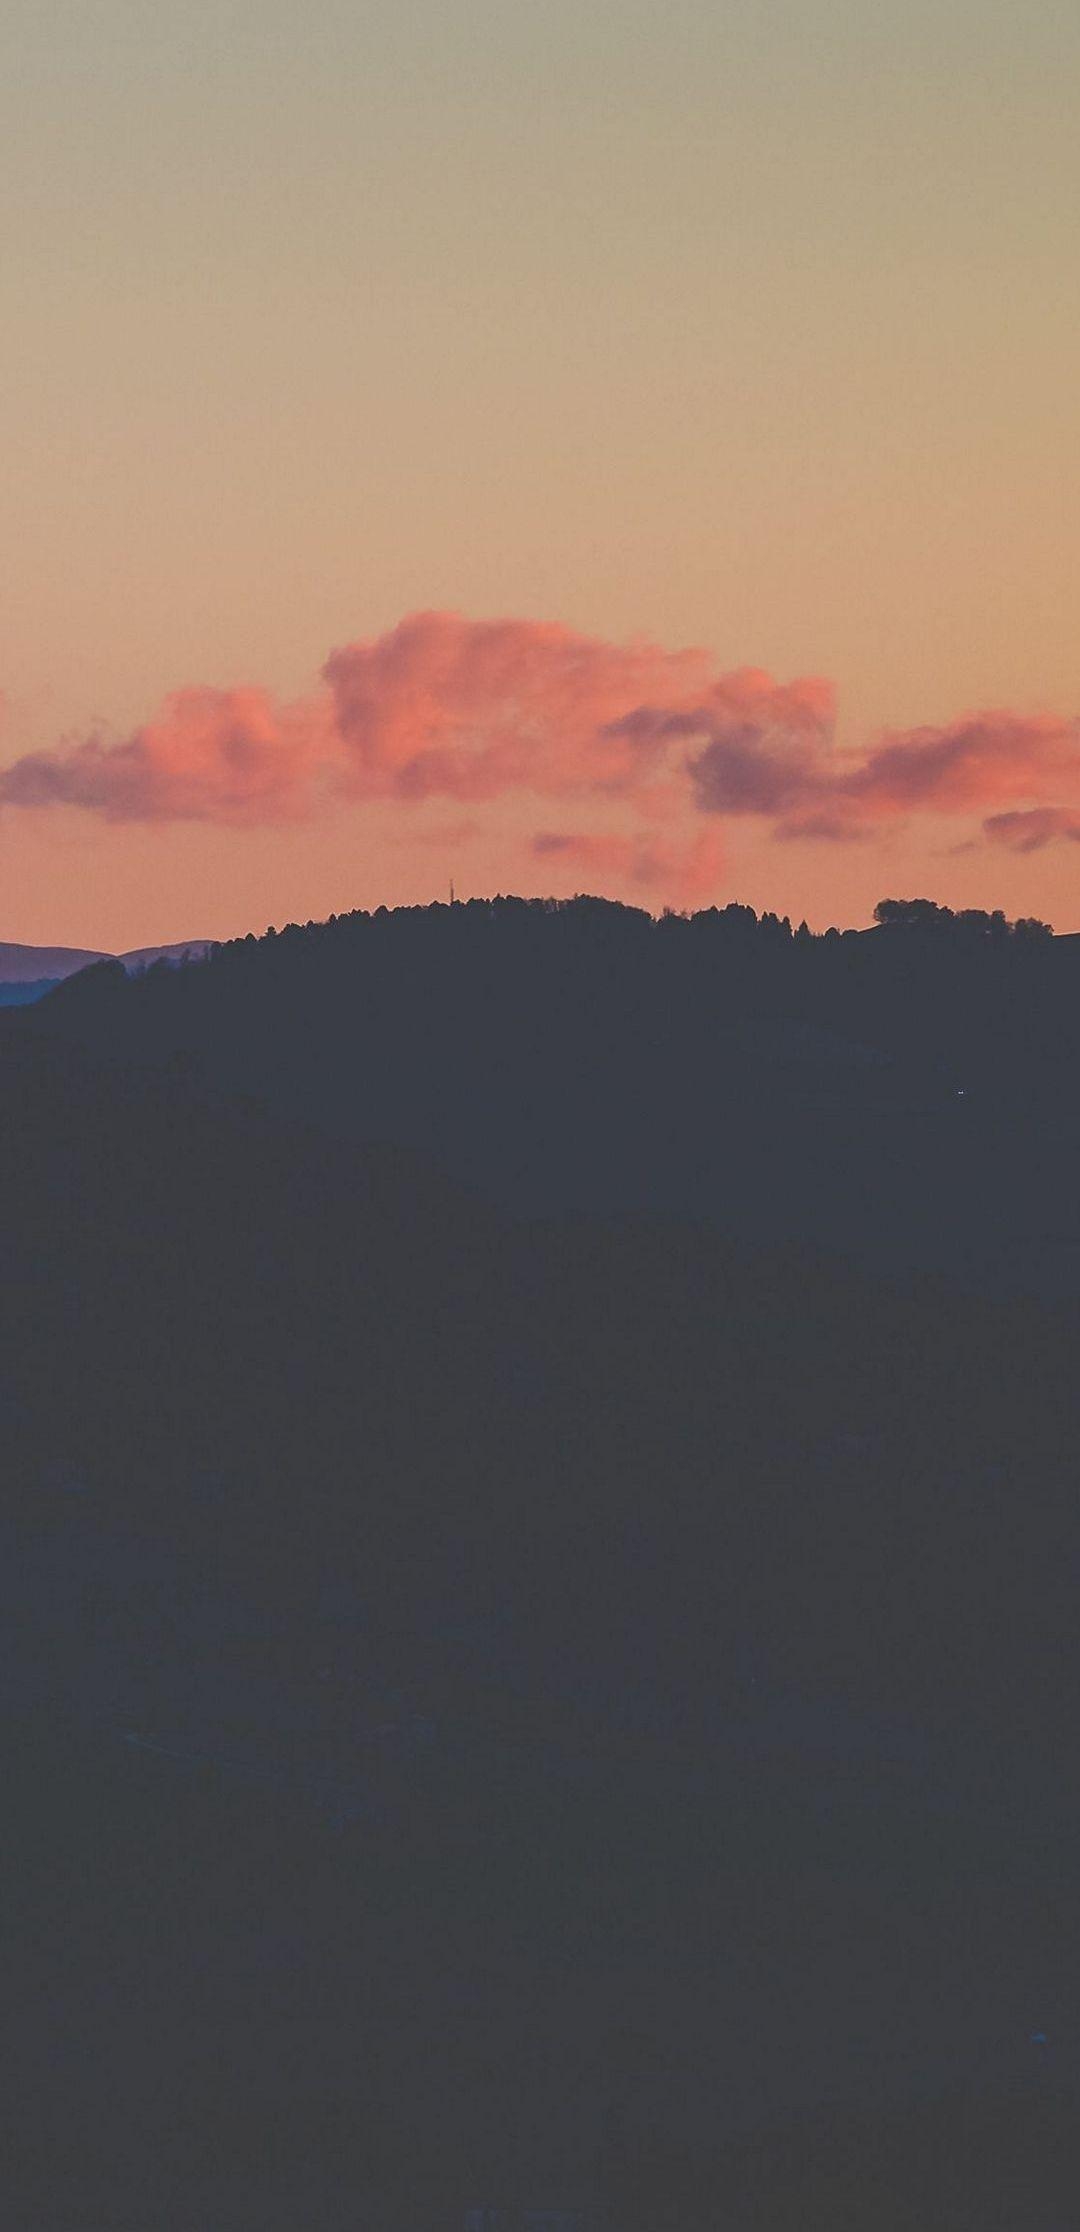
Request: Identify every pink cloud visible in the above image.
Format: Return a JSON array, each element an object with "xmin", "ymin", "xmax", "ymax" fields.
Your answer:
[
  {"xmin": 0, "ymin": 686, "xmax": 329, "ymax": 825},
  {"xmin": 2, "ymin": 613, "xmax": 1077, "ymax": 880},
  {"xmin": 403, "ymin": 817, "xmax": 482, "ymax": 850},
  {"xmin": 838, "ymin": 713, "xmax": 1079, "ymax": 819},
  {"xmin": 531, "ymin": 825, "xmax": 724, "ymax": 902},
  {"xmin": 0, "ymin": 613, "xmax": 824, "ymax": 829},
  {"xmin": 687, "ymin": 707, "xmax": 1080, "ymax": 840},
  {"xmin": 323, "ymin": 611, "xmax": 783, "ymax": 802},
  {"xmin": 983, "ymin": 806, "xmax": 1080, "ymax": 852}
]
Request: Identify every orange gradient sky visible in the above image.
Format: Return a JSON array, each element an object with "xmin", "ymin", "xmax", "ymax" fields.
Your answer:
[{"xmin": 2, "ymin": 0, "xmax": 1079, "ymax": 945}]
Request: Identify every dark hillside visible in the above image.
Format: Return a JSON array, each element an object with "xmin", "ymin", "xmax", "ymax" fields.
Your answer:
[
  {"xmin": 17, "ymin": 895, "xmax": 1074, "ymax": 1287},
  {"xmin": 29, "ymin": 891, "xmax": 1080, "ymax": 1288},
  {"xmin": 3, "ymin": 895, "xmax": 1080, "ymax": 2223}
]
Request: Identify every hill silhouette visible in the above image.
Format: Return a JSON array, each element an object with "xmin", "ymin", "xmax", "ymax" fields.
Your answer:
[
  {"xmin": 3, "ymin": 892, "xmax": 1080, "ymax": 2224},
  {"xmin": 31, "ymin": 889, "xmax": 1078, "ymax": 1289}
]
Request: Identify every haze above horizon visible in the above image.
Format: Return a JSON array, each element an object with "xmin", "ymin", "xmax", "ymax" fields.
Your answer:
[{"xmin": 2, "ymin": 0, "xmax": 1078, "ymax": 945}]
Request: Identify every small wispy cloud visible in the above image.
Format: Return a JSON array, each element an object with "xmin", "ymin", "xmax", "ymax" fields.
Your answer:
[{"xmin": 983, "ymin": 806, "xmax": 1080, "ymax": 852}]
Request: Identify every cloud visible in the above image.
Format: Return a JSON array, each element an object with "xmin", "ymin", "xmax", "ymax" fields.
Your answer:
[
  {"xmin": 402, "ymin": 817, "xmax": 482, "ymax": 850},
  {"xmin": 2, "ymin": 614, "xmax": 1078, "ymax": 883},
  {"xmin": 0, "ymin": 612, "xmax": 824, "ymax": 830},
  {"xmin": 687, "ymin": 707, "xmax": 1080, "ymax": 841},
  {"xmin": 839, "ymin": 713, "xmax": 1079, "ymax": 818},
  {"xmin": 983, "ymin": 806, "xmax": 1080, "ymax": 852},
  {"xmin": 773, "ymin": 810, "xmax": 873, "ymax": 844},
  {"xmin": 530, "ymin": 826, "xmax": 724, "ymax": 902},
  {"xmin": 322, "ymin": 612, "xmax": 819, "ymax": 804},
  {"xmin": 0, "ymin": 687, "xmax": 329, "ymax": 824}
]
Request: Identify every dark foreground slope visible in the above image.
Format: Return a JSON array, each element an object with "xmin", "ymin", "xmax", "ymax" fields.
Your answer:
[
  {"xmin": 35, "ymin": 891, "xmax": 1080, "ymax": 1290},
  {"xmin": 3, "ymin": 897, "xmax": 1080, "ymax": 2225}
]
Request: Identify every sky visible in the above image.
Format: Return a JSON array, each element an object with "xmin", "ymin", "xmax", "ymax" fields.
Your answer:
[{"xmin": 2, "ymin": 0, "xmax": 1079, "ymax": 946}]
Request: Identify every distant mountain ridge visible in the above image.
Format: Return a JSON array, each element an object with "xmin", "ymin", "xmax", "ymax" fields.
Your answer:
[
  {"xmin": 0, "ymin": 938, "xmax": 212, "ymax": 1003},
  {"xmin": 0, "ymin": 942, "xmax": 109, "ymax": 984}
]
